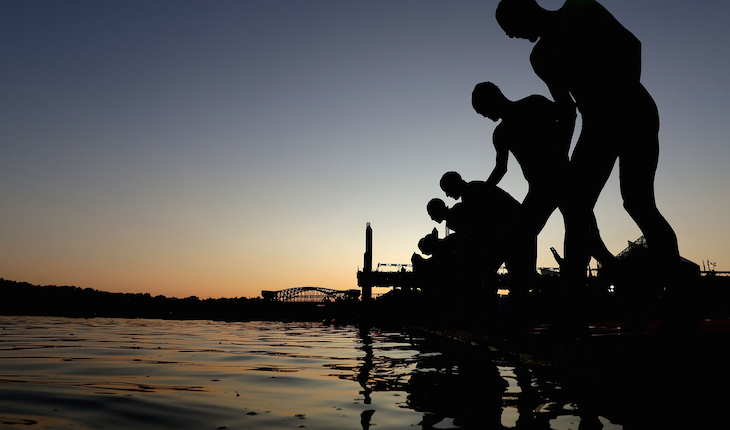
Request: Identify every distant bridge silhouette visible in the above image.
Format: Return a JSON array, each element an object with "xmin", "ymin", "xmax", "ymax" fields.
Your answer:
[{"xmin": 261, "ymin": 287, "xmax": 361, "ymax": 303}]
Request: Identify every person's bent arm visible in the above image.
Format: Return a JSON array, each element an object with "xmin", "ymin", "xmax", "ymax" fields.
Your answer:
[
  {"xmin": 530, "ymin": 43, "xmax": 577, "ymax": 147},
  {"xmin": 486, "ymin": 144, "xmax": 509, "ymax": 187},
  {"xmin": 553, "ymin": 96, "xmax": 576, "ymax": 149},
  {"xmin": 541, "ymin": 72, "xmax": 576, "ymax": 146}
]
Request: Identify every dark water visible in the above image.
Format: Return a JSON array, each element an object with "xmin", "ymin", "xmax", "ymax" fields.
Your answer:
[{"xmin": 0, "ymin": 316, "xmax": 621, "ymax": 429}]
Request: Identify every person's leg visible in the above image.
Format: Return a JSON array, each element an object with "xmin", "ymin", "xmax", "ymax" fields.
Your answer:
[
  {"xmin": 617, "ymin": 98, "xmax": 692, "ymax": 330},
  {"xmin": 503, "ymin": 189, "xmax": 558, "ymax": 329},
  {"xmin": 618, "ymin": 118, "xmax": 679, "ymax": 266},
  {"xmin": 512, "ymin": 188, "xmax": 558, "ymax": 276},
  {"xmin": 560, "ymin": 204, "xmax": 616, "ymax": 271},
  {"xmin": 562, "ymin": 126, "xmax": 618, "ymax": 282},
  {"xmin": 587, "ymin": 212, "xmax": 616, "ymax": 266},
  {"xmin": 552, "ymin": 127, "xmax": 619, "ymax": 334}
]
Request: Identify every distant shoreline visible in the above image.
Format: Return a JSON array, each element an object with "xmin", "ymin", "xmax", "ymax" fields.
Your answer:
[
  {"xmin": 0, "ymin": 278, "xmax": 360, "ymax": 323},
  {"xmin": 5, "ymin": 274, "xmax": 730, "ymax": 330}
]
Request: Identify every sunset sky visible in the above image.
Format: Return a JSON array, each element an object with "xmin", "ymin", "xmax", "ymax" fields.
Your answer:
[{"xmin": 2, "ymin": 0, "xmax": 729, "ymax": 299}]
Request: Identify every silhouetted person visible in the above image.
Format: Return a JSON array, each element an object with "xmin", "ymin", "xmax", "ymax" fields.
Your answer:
[
  {"xmin": 427, "ymin": 198, "xmax": 470, "ymax": 234},
  {"xmin": 425, "ymin": 191, "xmax": 516, "ymax": 304},
  {"xmin": 411, "ymin": 228, "xmax": 460, "ymax": 294},
  {"xmin": 496, "ymin": 0, "xmax": 681, "ymax": 284},
  {"xmin": 439, "ymin": 173, "xmax": 521, "ymax": 273},
  {"xmin": 439, "ymin": 171, "xmax": 520, "ymax": 227},
  {"xmin": 472, "ymin": 82, "xmax": 615, "ymax": 281},
  {"xmin": 425, "ymin": 198, "xmax": 476, "ymax": 271},
  {"xmin": 417, "ymin": 227, "xmax": 458, "ymax": 258}
]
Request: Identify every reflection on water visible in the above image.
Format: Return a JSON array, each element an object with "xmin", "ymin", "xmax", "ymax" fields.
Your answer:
[
  {"xmin": 350, "ymin": 325, "xmax": 622, "ymax": 430},
  {"xmin": 0, "ymin": 316, "xmax": 622, "ymax": 429}
]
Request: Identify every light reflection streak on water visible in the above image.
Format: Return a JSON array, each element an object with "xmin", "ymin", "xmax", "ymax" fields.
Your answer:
[{"xmin": 0, "ymin": 316, "xmax": 623, "ymax": 430}]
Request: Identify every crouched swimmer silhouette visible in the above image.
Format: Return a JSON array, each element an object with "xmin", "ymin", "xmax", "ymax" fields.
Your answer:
[
  {"xmin": 471, "ymin": 81, "xmax": 616, "ymax": 291},
  {"xmin": 437, "ymin": 173, "xmax": 521, "ymax": 275}
]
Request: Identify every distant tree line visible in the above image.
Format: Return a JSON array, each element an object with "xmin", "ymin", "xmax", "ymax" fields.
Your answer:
[{"xmin": 0, "ymin": 278, "xmax": 359, "ymax": 323}]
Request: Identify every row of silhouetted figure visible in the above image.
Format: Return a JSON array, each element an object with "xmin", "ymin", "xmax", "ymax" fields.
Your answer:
[{"xmin": 410, "ymin": 0, "xmax": 699, "ymax": 334}]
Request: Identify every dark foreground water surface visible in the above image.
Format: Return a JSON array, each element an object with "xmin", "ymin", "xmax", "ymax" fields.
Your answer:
[{"xmin": 0, "ymin": 316, "xmax": 621, "ymax": 429}]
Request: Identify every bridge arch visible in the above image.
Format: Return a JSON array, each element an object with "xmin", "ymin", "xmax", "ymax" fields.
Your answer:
[{"xmin": 261, "ymin": 287, "xmax": 360, "ymax": 303}]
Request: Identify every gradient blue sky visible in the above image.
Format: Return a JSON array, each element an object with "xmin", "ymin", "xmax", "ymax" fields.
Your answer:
[{"xmin": 2, "ymin": 0, "xmax": 729, "ymax": 298}]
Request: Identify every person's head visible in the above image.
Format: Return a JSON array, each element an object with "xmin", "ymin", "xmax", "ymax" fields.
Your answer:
[
  {"xmin": 417, "ymin": 228, "xmax": 439, "ymax": 255},
  {"xmin": 472, "ymin": 82, "xmax": 508, "ymax": 121},
  {"xmin": 496, "ymin": 0, "xmax": 545, "ymax": 42},
  {"xmin": 426, "ymin": 198, "xmax": 448, "ymax": 223},
  {"xmin": 440, "ymin": 171, "xmax": 465, "ymax": 199}
]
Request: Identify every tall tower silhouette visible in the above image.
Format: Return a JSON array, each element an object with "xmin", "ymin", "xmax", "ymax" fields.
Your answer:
[{"xmin": 362, "ymin": 222, "xmax": 373, "ymax": 301}]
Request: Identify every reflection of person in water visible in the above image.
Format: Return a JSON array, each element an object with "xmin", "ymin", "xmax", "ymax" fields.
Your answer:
[
  {"xmin": 356, "ymin": 326, "xmax": 374, "ymax": 405},
  {"xmin": 406, "ymin": 345, "xmax": 507, "ymax": 428},
  {"xmin": 496, "ymin": 0, "xmax": 681, "ymax": 281},
  {"xmin": 472, "ymin": 82, "xmax": 615, "ymax": 280}
]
